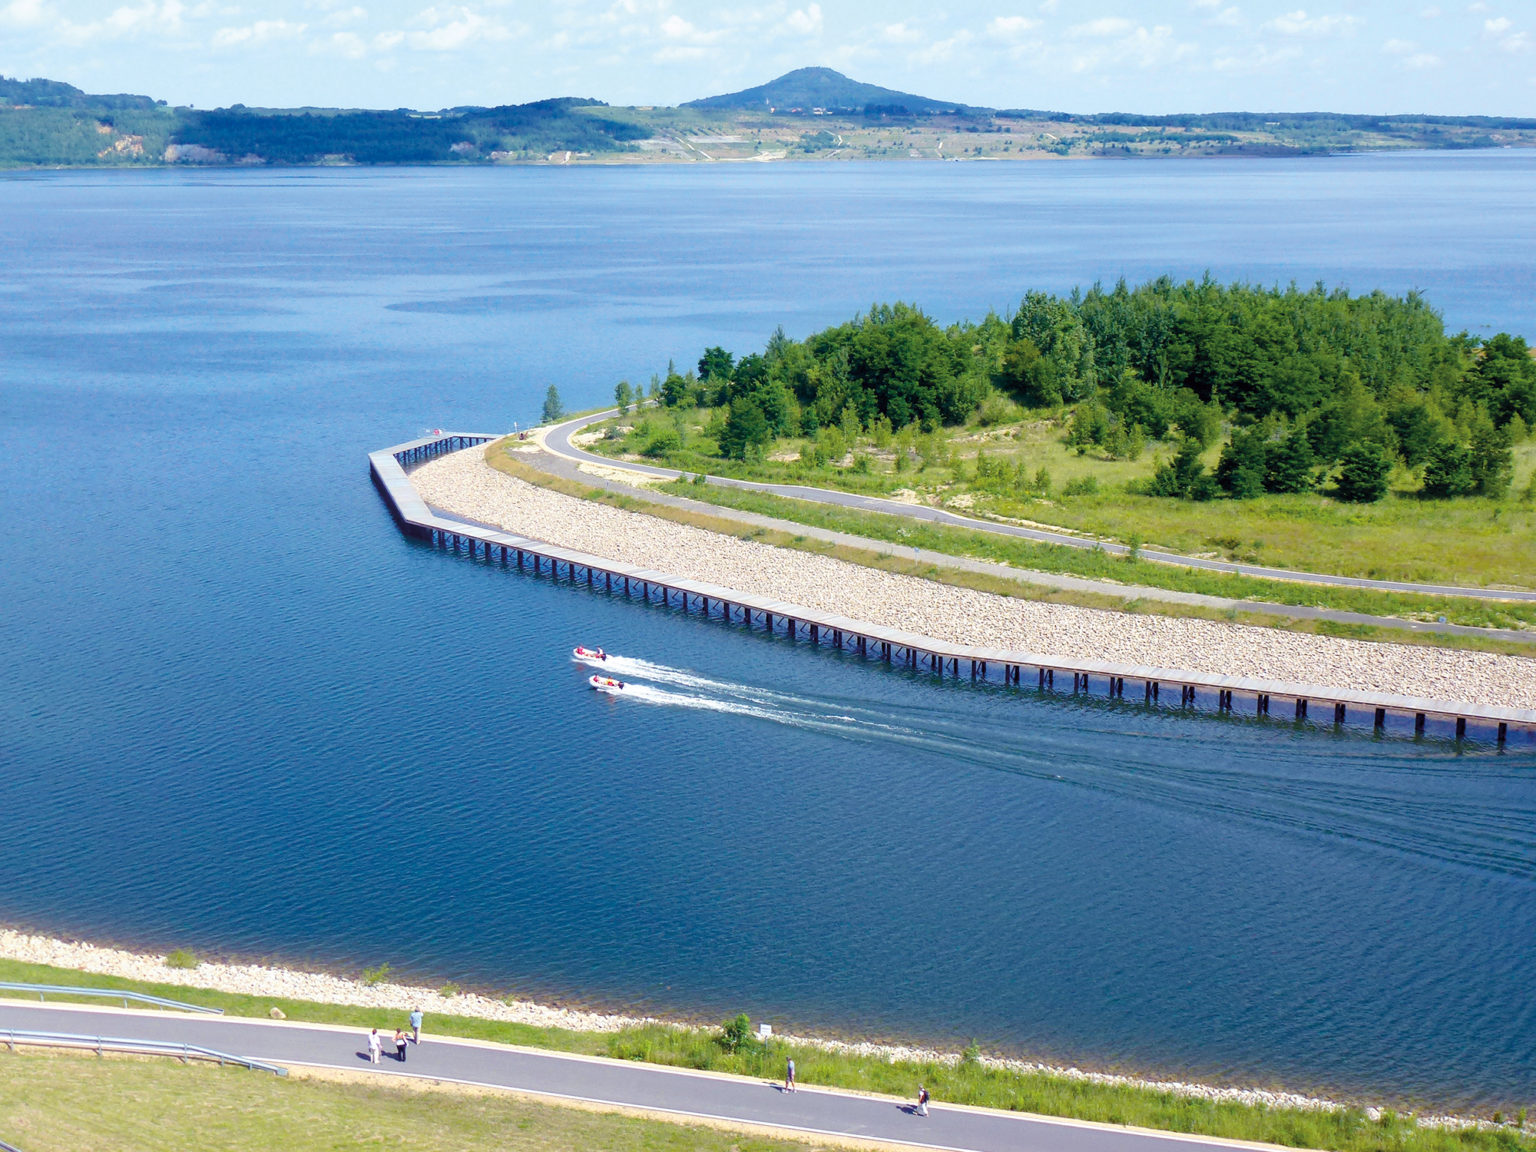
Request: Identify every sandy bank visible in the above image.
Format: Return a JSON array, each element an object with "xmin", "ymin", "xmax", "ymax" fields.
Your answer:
[{"xmin": 409, "ymin": 445, "xmax": 1536, "ymax": 711}]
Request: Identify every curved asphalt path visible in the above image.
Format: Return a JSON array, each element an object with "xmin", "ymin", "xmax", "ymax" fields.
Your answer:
[
  {"xmin": 545, "ymin": 408, "xmax": 1536, "ymax": 603},
  {"xmin": 1, "ymin": 1001, "xmax": 1273, "ymax": 1152}
]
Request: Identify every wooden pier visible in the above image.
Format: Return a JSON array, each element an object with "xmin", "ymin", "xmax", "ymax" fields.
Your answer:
[{"xmin": 372, "ymin": 433, "xmax": 1536, "ymax": 746}]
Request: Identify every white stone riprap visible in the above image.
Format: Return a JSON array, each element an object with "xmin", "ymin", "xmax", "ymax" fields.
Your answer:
[
  {"xmin": 409, "ymin": 447, "xmax": 1536, "ymax": 710},
  {"xmin": 0, "ymin": 927, "xmax": 1502, "ymax": 1130},
  {"xmin": 0, "ymin": 928, "xmax": 645, "ymax": 1033}
]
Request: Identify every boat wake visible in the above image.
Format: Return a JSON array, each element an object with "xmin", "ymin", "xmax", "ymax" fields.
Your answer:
[{"xmin": 575, "ymin": 651, "xmax": 1536, "ymax": 881}]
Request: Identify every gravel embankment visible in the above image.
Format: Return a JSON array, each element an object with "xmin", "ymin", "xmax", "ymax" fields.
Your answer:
[
  {"xmin": 410, "ymin": 447, "xmax": 1536, "ymax": 710},
  {"xmin": 0, "ymin": 927, "xmax": 1482, "ymax": 1125}
]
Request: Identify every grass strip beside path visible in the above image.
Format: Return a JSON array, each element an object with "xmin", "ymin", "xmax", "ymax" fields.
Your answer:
[
  {"xmin": 486, "ymin": 447, "xmax": 1535, "ymax": 657},
  {"xmin": 3, "ymin": 957, "xmax": 1532, "ymax": 1152},
  {"xmin": 653, "ymin": 478, "xmax": 1536, "ymax": 634}
]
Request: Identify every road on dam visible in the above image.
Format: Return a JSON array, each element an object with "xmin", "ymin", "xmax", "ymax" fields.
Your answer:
[{"xmin": 1, "ymin": 1001, "xmax": 1276, "ymax": 1152}]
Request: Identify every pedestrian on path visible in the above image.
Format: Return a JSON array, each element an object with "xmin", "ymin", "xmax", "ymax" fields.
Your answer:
[
  {"xmin": 367, "ymin": 1028, "xmax": 382, "ymax": 1065},
  {"xmin": 785, "ymin": 1057, "xmax": 796, "ymax": 1093},
  {"xmin": 916, "ymin": 1085, "xmax": 929, "ymax": 1117},
  {"xmin": 410, "ymin": 1007, "xmax": 423, "ymax": 1044},
  {"xmin": 394, "ymin": 1028, "xmax": 408, "ymax": 1062}
]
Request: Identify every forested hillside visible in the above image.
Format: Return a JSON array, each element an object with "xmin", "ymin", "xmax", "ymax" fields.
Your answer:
[
  {"xmin": 623, "ymin": 279, "xmax": 1534, "ymax": 505},
  {"xmin": 0, "ymin": 79, "xmax": 648, "ymax": 166}
]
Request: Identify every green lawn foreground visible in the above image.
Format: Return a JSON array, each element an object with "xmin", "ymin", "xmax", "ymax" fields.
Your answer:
[
  {"xmin": 1, "ymin": 957, "xmax": 1532, "ymax": 1152},
  {"xmin": 0, "ymin": 1049, "xmax": 823, "ymax": 1152}
]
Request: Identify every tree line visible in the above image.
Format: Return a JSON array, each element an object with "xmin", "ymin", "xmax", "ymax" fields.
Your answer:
[{"xmin": 630, "ymin": 277, "xmax": 1535, "ymax": 503}]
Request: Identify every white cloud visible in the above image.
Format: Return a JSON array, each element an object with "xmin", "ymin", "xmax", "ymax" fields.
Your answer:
[
  {"xmin": 315, "ymin": 29, "xmax": 368, "ymax": 56},
  {"xmin": 1483, "ymin": 15, "xmax": 1531, "ymax": 50},
  {"xmin": 913, "ymin": 29, "xmax": 973, "ymax": 64},
  {"xmin": 404, "ymin": 6, "xmax": 508, "ymax": 50},
  {"xmin": 987, "ymin": 15, "xmax": 1039, "ymax": 39},
  {"xmin": 659, "ymin": 13, "xmax": 725, "ymax": 44},
  {"xmin": 783, "ymin": 3, "xmax": 820, "ymax": 36},
  {"xmin": 212, "ymin": 18, "xmax": 306, "ymax": 47},
  {"xmin": 881, "ymin": 21, "xmax": 922, "ymax": 43},
  {"xmin": 1382, "ymin": 37, "xmax": 1441, "ymax": 66},
  {"xmin": 1037, "ymin": 0, "xmax": 1058, "ymax": 12},
  {"xmin": 1263, "ymin": 10, "xmax": 1360, "ymax": 35},
  {"xmin": 1419, "ymin": 5, "xmax": 1441, "ymax": 15},
  {"xmin": 1067, "ymin": 22, "xmax": 1195, "ymax": 71},
  {"xmin": 1070, "ymin": 16, "xmax": 1135, "ymax": 37},
  {"xmin": 1212, "ymin": 42, "xmax": 1302, "ymax": 70},
  {"xmin": 0, "ymin": 0, "xmax": 46, "ymax": 27},
  {"xmin": 319, "ymin": 6, "xmax": 367, "ymax": 28}
]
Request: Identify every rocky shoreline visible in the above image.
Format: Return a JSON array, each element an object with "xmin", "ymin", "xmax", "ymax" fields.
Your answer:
[
  {"xmin": 0, "ymin": 927, "xmax": 1498, "ymax": 1130},
  {"xmin": 409, "ymin": 444, "xmax": 1536, "ymax": 710}
]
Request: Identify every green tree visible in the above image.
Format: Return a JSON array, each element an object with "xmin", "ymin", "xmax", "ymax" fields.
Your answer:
[
  {"xmin": 719, "ymin": 397, "xmax": 772, "ymax": 461},
  {"xmin": 1420, "ymin": 439, "xmax": 1474, "ymax": 498},
  {"xmin": 1468, "ymin": 412, "xmax": 1514, "ymax": 497},
  {"xmin": 1467, "ymin": 333, "xmax": 1536, "ymax": 427},
  {"xmin": 698, "ymin": 346, "xmax": 734, "ymax": 382},
  {"xmin": 1332, "ymin": 440, "xmax": 1392, "ymax": 503},
  {"xmin": 660, "ymin": 370, "xmax": 691, "ymax": 408},
  {"xmin": 1263, "ymin": 425, "xmax": 1316, "ymax": 493},
  {"xmin": 541, "ymin": 385, "xmax": 564, "ymax": 424},
  {"xmin": 1147, "ymin": 439, "xmax": 1216, "ymax": 500},
  {"xmin": 1215, "ymin": 426, "xmax": 1267, "ymax": 498},
  {"xmin": 613, "ymin": 380, "xmax": 633, "ymax": 415}
]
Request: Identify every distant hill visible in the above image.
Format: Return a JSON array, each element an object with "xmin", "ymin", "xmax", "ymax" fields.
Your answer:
[
  {"xmin": 0, "ymin": 75, "xmax": 160, "ymax": 111},
  {"xmin": 684, "ymin": 67, "xmax": 970, "ymax": 114}
]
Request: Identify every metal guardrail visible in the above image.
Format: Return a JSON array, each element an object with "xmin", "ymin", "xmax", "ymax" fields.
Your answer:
[
  {"xmin": 0, "ymin": 982, "xmax": 223, "ymax": 1014},
  {"xmin": 0, "ymin": 1139, "xmax": 23, "ymax": 1152},
  {"xmin": 0, "ymin": 1028, "xmax": 286, "ymax": 1075}
]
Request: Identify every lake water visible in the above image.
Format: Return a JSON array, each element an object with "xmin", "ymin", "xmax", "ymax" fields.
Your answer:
[{"xmin": 1, "ymin": 153, "xmax": 1534, "ymax": 1110}]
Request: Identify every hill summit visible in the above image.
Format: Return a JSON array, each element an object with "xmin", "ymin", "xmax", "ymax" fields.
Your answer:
[{"xmin": 684, "ymin": 67, "xmax": 969, "ymax": 114}]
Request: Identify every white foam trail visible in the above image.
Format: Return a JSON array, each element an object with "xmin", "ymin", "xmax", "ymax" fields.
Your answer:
[{"xmin": 577, "ymin": 654, "xmax": 846, "ymax": 712}]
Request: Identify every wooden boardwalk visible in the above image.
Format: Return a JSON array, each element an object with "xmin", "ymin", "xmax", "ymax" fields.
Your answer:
[{"xmin": 372, "ymin": 433, "xmax": 1535, "ymax": 745}]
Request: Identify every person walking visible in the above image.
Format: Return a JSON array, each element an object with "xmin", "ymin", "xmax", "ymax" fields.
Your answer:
[
  {"xmin": 367, "ymin": 1028, "xmax": 382, "ymax": 1065},
  {"xmin": 410, "ymin": 1007, "xmax": 423, "ymax": 1044},
  {"xmin": 916, "ymin": 1085, "xmax": 929, "ymax": 1117},
  {"xmin": 394, "ymin": 1028, "xmax": 408, "ymax": 1063},
  {"xmin": 785, "ymin": 1057, "xmax": 796, "ymax": 1093}
]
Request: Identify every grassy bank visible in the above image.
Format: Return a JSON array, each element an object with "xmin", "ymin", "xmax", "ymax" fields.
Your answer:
[
  {"xmin": 0, "ymin": 1049, "xmax": 822, "ymax": 1152},
  {"xmin": 587, "ymin": 405, "xmax": 1536, "ymax": 591},
  {"xmin": 490, "ymin": 445, "xmax": 1536, "ymax": 656},
  {"xmin": 4, "ymin": 956, "xmax": 1533, "ymax": 1152},
  {"xmin": 650, "ymin": 477, "xmax": 1536, "ymax": 634}
]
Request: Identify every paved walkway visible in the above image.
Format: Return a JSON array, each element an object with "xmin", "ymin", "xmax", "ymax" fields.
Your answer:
[
  {"xmin": 2, "ymin": 1001, "xmax": 1269, "ymax": 1152},
  {"xmin": 544, "ymin": 407, "xmax": 1536, "ymax": 604}
]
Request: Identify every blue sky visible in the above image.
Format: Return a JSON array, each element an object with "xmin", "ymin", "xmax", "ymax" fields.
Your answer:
[{"xmin": 1, "ymin": 0, "xmax": 1532, "ymax": 114}]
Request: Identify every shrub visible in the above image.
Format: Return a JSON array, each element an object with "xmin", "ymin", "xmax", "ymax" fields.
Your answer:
[
  {"xmin": 438, "ymin": 982, "xmax": 460, "ymax": 998},
  {"xmin": 640, "ymin": 424, "xmax": 682, "ymax": 458},
  {"xmin": 1063, "ymin": 475, "xmax": 1100, "ymax": 496},
  {"xmin": 164, "ymin": 949, "xmax": 199, "ymax": 970},
  {"xmin": 1146, "ymin": 439, "xmax": 1217, "ymax": 500},
  {"xmin": 361, "ymin": 962, "xmax": 392, "ymax": 987},
  {"xmin": 716, "ymin": 1013, "xmax": 759, "ymax": 1054},
  {"xmin": 960, "ymin": 1041, "xmax": 982, "ymax": 1066}
]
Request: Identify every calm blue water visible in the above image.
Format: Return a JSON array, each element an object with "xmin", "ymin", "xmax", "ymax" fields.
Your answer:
[{"xmin": 2, "ymin": 154, "xmax": 1534, "ymax": 1110}]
